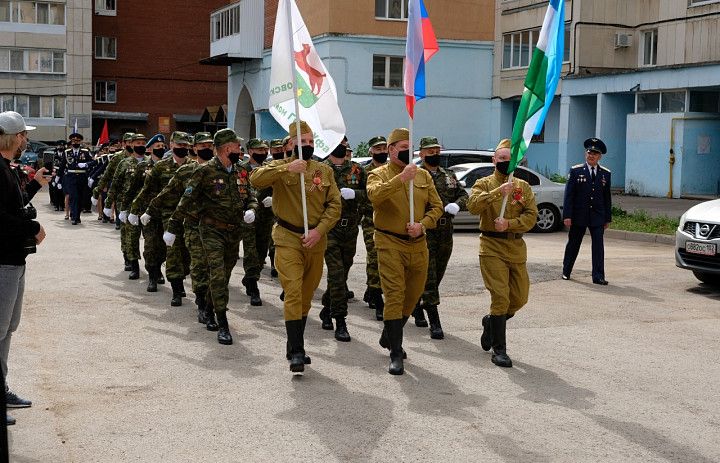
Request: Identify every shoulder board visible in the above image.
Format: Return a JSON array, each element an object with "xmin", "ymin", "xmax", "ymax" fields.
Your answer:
[
  {"xmin": 571, "ymin": 164, "xmax": 584, "ymax": 169},
  {"xmin": 599, "ymin": 165, "xmax": 611, "ymax": 173}
]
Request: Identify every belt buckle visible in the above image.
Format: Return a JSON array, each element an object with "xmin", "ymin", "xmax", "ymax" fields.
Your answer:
[
  {"xmin": 227, "ymin": 223, "xmax": 236, "ymax": 231},
  {"xmin": 438, "ymin": 218, "xmax": 447, "ymax": 226},
  {"xmin": 340, "ymin": 218, "xmax": 349, "ymax": 227}
]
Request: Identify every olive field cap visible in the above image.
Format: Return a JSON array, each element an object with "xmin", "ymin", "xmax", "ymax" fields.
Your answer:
[
  {"xmin": 419, "ymin": 136, "xmax": 441, "ymax": 149},
  {"xmin": 387, "ymin": 128, "xmax": 409, "ymax": 145},
  {"xmin": 247, "ymin": 138, "xmax": 268, "ymax": 149},
  {"xmin": 368, "ymin": 136, "xmax": 387, "ymax": 147},
  {"xmin": 194, "ymin": 132, "xmax": 213, "ymax": 144},
  {"xmin": 213, "ymin": 128, "xmax": 243, "ymax": 147}
]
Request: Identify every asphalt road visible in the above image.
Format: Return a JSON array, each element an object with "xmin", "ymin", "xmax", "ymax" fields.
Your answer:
[{"xmin": 7, "ymin": 201, "xmax": 720, "ymax": 462}]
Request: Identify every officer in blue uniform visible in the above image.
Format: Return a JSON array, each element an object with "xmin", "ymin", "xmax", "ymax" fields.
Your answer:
[
  {"xmin": 561, "ymin": 137, "xmax": 612, "ymax": 285},
  {"xmin": 59, "ymin": 132, "xmax": 93, "ymax": 225}
]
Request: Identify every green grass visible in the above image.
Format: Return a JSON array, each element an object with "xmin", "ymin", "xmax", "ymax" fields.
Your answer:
[{"xmin": 609, "ymin": 206, "xmax": 679, "ymax": 235}]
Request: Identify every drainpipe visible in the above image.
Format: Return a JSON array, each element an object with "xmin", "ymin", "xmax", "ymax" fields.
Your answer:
[{"xmin": 669, "ymin": 116, "xmax": 720, "ymax": 198}]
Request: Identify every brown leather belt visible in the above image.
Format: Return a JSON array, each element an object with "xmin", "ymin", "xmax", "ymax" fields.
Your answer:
[
  {"xmin": 202, "ymin": 216, "xmax": 239, "ymax": 231},
  {"xmin": 277, "ymin": 218, "xmax": 315, "ymax": 234},
  {"xmin": 376, "ymin": 228, "xmax": 416, "ymax": 242},
  {"xmin": 481, "ymin": 230, "xmax": 524, "ymax": 239}
]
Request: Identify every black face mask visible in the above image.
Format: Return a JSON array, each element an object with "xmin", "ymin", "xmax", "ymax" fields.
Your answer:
[
  {"xmin": 424, "ymin": 155, "xmax": 440, "ymax": 167},
  {"xmin": 272, "ymin": 151, "xmax": 285, "ymax": 160},
  {"xmin": 72, "ymin": 143, "xmax": 81, "ymax": 149},
  {"xmin": 285, "ymin": 150, "xmax": 293, "ymax": 158},
  {"xmin": 228, "ymin": 152, "xmax": 241, "ymax": 164},
  {"xmin": 372, "ymin": 152, "xmax": 388, "ymax": 164},
  {"xmin": 329, "ymin": 144, "xmax": 346, "ymax": 159},
  {"xmin": 495, "ymin": 160, "xmax": 511, "ymax": 176},
  {"xmin": 173, "ymin": 147, "xmax": 188, "ymax": 158},
  {"xmin": 153, "ymin": 148, "xmax": 165, "ymax": 158},
  {"xmin": 251, "ymin": 152, "xmax": 267, "ymax": 164},
  {"xmin": 294, "ymin": 145, "xmax": 314, "ymax": 161},
  {"xmin": 397, "ymin": 150, "xmax": 410, "ymax": 165},
  {"xmin": 197, "ymin": 148, "xmax": 213, "ymax": 161},
  {"xmin": 133, "ymin": 146, "xmax": 147, "ymax": 155},
  {"xmin": 126, "ymin": 146, "xmax": 134, "ymax": 154}
]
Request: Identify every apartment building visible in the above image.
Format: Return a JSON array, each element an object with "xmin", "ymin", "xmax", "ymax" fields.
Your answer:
[
  {"xmin": 0, "ymin": 0, "xmax": 92, "ymax": 143},
  {"xmin": 203, "ymin": 0, "xmax": 495, "ymax": 149},
  {"xmin": 494, "ymin": 0, "xmax": 720, "ymax": 198},
  {"xmin": 91, "ymin": 0, "xmax": 228, "ymax": 141}
]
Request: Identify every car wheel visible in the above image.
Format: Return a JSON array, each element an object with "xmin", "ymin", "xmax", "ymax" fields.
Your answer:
[
  {"xmin": 532, "ymin": 204, "xmax": 559, "ymax": 233},
  {"xmin": 692, "ymin": 271, "xmax": 720, "ymax": 286}
]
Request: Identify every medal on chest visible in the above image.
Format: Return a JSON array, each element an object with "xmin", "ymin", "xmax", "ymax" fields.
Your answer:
[
  {"xmin": 213, "ymin": 178, "xmax": 225, "ymax": 195},
  {"xmin": 309, "ymin": 170, "xmax": 324, "ymax": 192},
  {"xmin": 237, "ymin": 170, "xmax": 248, "ymax": 196},
  {"xmin": 511, "ymin": 187, "xmax": 525, "ymax": 206},
  {"xmin": 346, "ymin": 165, "xmax": 360, "ymax": 186},
  {"xmin": 601, "ymin": 175, "xmax": 607, "ymax": 187}
]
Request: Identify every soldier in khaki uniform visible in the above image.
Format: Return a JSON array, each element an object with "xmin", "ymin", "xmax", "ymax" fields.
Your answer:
[
  {"xmin": 250, "ymin": 121, "xmax": 341, "ymax": 374},
  {"xmin": 466, "ymin": 139, "xmax": 538, "ymax": 368},
  {"xmin": 366, "ymin": 128, "xmax": 443, "ymax": 375}
]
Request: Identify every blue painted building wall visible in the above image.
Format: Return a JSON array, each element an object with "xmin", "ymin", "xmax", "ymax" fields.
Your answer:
[{"xmin": 680, "ymin": 119, "xmax": 720, "ymax": 196}]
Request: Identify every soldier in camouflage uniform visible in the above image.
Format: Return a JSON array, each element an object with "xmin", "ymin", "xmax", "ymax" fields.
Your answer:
[
  {"xmin": 266, "ymin": 139, "xmax": 286, "ymax": 277},
  {"xmin": 131, "ymin": 131, "xmax": 194, "ymax": 306},
  {"xmin": 127, "ymin": 134, "xmax": 167, "ymax": 292},
  {"xmin": 360, "ymin": 136, "xmax": 389, "ymax": 321},
  {"xmin": 412, "ymin": 136, "xmax": 468, "ymax": 339},
  {"xmin": 166, "ymin": 129, "xmax": 258, "ymax": 345},
  {"xmin": 318, "ymin": 142, "xmax": 366, "ymax": 342},
  {"xmin": 105, "ymin": 134, "xmax": 148, "ymax": 280}
]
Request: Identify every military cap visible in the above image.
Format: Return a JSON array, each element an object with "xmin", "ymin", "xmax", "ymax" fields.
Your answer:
[
  {"xmin": 194, "ymin": 132, "xmax": 213, "ymax": 144},
  {"xmin": 131, "ymin": 133, "xmax": 147, "ymax": 142},
  {"xmin": 0, "ymin": 111, "xmax": 35, "ymax": 134},
  {"xmin": 282, "ymin": 135, "xmax": 291, "ymax": 145},
  {"xmin": 122, "ymin": 132, "xmax": 135, "ymax": 142},
  {"xmin": 68, "ymin": 132, "xmax": 83, "ymax": 140},
  {"xmin": 419, "ymin": 136, "xmax": 441, "ymax": 149},
  {"xmin": 496, "ymin": 138, "xmax": 511, "ymax": 151},
  {"xmin": 247, "ymin": 138, "xmax": 269, "ymax": 149},
  {"xmin": 145, "ymin": 133, "xmax": 166, "ymax": 148},
  {"xmin": 584, "ymin": 137, "xmax": 607, "ymax": 154},
  {"xmin": 214, "ymin": 128, "xmax": 243, "ymax": 147},
  {"xmin": 387, "ymin": 128, "xmax": 409, "ymax": 145},
  {"xmin": 169, "ymin": 131, "xmax": 192, "ymax": 145},
  {"xmin": 368, "ymin": 136, "xmax": 387, "ymax": 148},
  {"xmin": 288, "ymin": 120, "xmax": 313, "ymax": 136},
  {"xmin": 270, "ymin": 138, "xmax": 284, "ymax": 148}
]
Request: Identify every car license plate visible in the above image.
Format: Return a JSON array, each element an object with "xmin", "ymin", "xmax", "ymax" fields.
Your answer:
[{"xmin": 685, "ymin": 241, "xmax": 716, "ymax": 256}]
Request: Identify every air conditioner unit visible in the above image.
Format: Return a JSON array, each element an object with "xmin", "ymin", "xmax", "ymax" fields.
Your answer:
[{"xmin": 615, "ymin": 33, "xmax": 632, "ymax": 48}]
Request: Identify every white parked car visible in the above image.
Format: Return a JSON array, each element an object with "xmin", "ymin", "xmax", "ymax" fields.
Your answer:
[
  {"xmin": 450, "ymin": 163, "xmax": 566, "ymax": 233},
  {"xmin": 675, "ymin": 199, "xmax": 720, "ymax": 285}
]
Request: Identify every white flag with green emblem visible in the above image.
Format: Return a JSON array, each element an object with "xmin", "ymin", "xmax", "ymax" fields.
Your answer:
[
  {"xmin": 510, "ymin": 0, "xmax": 565, "ymax": 173},
  {"xmin": 269, "ymin": 0, "xmax": 345, "ymax": 158}
]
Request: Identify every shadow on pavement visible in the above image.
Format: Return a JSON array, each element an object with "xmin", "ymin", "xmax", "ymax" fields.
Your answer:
[
  {"xmin": 685, "ymin": 283, "xmax": 720, "ymax": 301},
  {"xmin": 483, "ymin": 432, "xmax": 552, "ymax": 463},
  {"xmin": 506, "ymin": 361, "xmax": 595, "ymax": 411}
]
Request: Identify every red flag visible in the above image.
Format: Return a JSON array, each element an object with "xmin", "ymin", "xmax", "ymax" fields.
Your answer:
[{"xmin": 97, "ymin": 120, "xmax": 109, "ymax": 146}]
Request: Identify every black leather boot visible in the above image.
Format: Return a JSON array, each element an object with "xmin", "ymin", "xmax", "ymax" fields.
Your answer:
[
  {"xmin": 205, "ymin": 299, "xmax": 219, "ymax": 331},
  {"xmin": 285, "ymin": 319, "xmax": 305, "ymax": 373},
  {"xmin": 363, "ymin": 287, "xmax": 372, "ymax": 306},
  {"xmin": 412, "ymin": 303, "xmax": 428, "ymax": 327},
  {"xmin": 123, "ymin": 253, "xmax": 132, "ymax": 271},
  {"xmin": 425, "ymin": 305, "xmax": 444, "ymax": 339},
  {"xmin": 157, "ymin": 266, "xmax": 165, "ymax": 285},
  {"xmin": 386, "ymin": 319, "xmax": 405, "ymax": 375},
  {"xmin": 243, "ymin": 277, "xmax": 263, "ymax": 306},
  {"xmin": 170, "ymin": 279, "xmax": 184, "ymax": 307},
  {"xmin": 216, "ymin": 311, "xmax": 233, "ymax": 345},
  {"xmin": 490, "ymin": 315, "xmax": 512, "ymax": 368},
  {"xmin": 286, "ymin": 317, "xmax": 311, "ymax": 364},
  {"xmin": 128, "ymin": 260, "xmax": 140, "ymax": 280},
  {"xmin": 373, "ymin": 290, "xmax": 384, "ymax": 321},
  {"xmin": 279, "ymin": 291, "xmax": 285, "ymax": 301},
  {"xmin": 146, "ymin": 266, "xmax": 158, "ymax": 292},
  {"xmin": 334, "ymin": 317, "xmax": 351, "ymax": 342},
  {"xmin": 480, "ymin": 314, "xmax": 492, "ymax": 351},
  {"xmin": 319, "ymin": 306, "xmax": 334, "ymax": 330},
  {"xmin": 196, "ymin": 290, "xmax": 208, "ymax": 324}
]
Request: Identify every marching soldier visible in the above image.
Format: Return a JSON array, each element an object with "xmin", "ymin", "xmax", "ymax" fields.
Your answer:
[
  {"xmin": 105, "ymin": 134, "xmax": 148, "ymax": 279},
  {"xmin": 366, "ymin": 128, "xmax": 443, "ymax": 375},
  {"xmin": 265, "ymin": 138, "xmax": 286, "ymax": 277},
  {"xmin": 466, "ymin": 139, "xmax": 538, "ymax": 368},
  {"xmin": 412, "ymin": 136, "xmax": 468, "ymax": 339},
  {"xmin": 58, "ymin": 132, "xmax": 93, "ymax": 225},
  {"xmin": 360, "ymin": 136, "xmax": 389, "ymax": 321},
  {"xmin": 95, "ymin": 132, "xmax": 134, "ymax": 237},
  {"xmin": 166, "ymin": 129, "xmax": 258, "ymax": 345},
  {"xmin": 319, "ymin": 142, "xmax": 367, "ymax": 342},
  {"xmin": 250, "ymin": 120, "xmax": 341, "ymax": 373}
]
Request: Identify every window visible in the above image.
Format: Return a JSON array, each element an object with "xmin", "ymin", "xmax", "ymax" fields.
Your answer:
[
  {"xmin": 0, "ymin": 48, "xmax": 64, "ymax": 73},
  {"xmin": 0, "ymin": 1, "xmax": 63, "ymax": 24},
  {"xmin": 637, "ymin": 93, "xmax": 660, "ymax": 113},
  {"xmin": 95, "ymin": 0, "xmax": 116, "ymax": 15},
  {"xmin": 0, "ymin": 94, "xmax": 65, "ymax": 118},
  {"xmin": 53, "ymin": 95, "xmax": 64, "ymax": 118},
  {"xmin": 502, "ymin": 26, "xmax": 571, "ymax": 69},
  {"xmin": 210, "ymin": 2, "xmax": 243, "ymax": 41},
  {"xmin": 0, "ymin": 3, "xmax": 9, "ymax": 22},
  {"xmin": 688, "ymin": 0, "xmax": 720, "ymax": 6},
  {"xmin": 513, "ymin": 167, "xmax": 540, "ymax": 186},
  {"xmin": 661, "ymin": 91, "xmax": 686, "ymax": 112},
  {"xmin": 49, "ymin": 3, "xmax": 63, "ymax": 25},
  {"xmin": 464, "ymin": 167, "xmax": 495, "ymax": 187},
  {"xmin": 95, "ymin": 36, "xmax": 116, "ymax": 59},
  {"xmin": 95, "ymin": 81, "xmax": 117, "ymax": 103},
  {"xmin": 641, "ymin": 29, "xmax": 658, "ymax": 66},
  {"xmin": 689, "ymin": 91, "xmax": 720, "ymax": 113},
  {"xmin": 375, "ymin": 0, "xmax": 409, "ymax": 20},
  {"xmin": 372, "ymin": 55, "xmax": 403, "ymax": 89}
]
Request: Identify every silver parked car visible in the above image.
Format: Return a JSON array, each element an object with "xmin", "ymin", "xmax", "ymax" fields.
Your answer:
[
  {"xmin": 675, "ymin": 199, "xmax": 720, "ymax": 285},
  {"xmin": 450, "ymin": 163, "xmax": 566, "ymax": 233}
]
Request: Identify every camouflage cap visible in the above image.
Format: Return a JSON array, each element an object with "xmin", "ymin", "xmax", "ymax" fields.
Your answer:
[
  {"xmin": 170, "ymin": 131, "xmax": 193, "ymax": 145},
  {"xmin": 270, "ymin": 139, "xmax": 284, "ymax": 148},
  {"xmin": 247, "ymin": 138, "xmax": 269, "ymax": 149},
  {"xmin": 368, "ymin": 136, "xmax": 387, "ymax": 148},
  {"xmin": 122, "ymin": 132, "xmax": 136, "ymax": 142},
  {"xmin": 193, "ymin": 132, "xmax": 213, "ymax": 144},
  {"xmin": 131, "ymin": 133, "xmax": 147, "ymax": 142},
  {"xmin": 387, "ymin": 128, "xmax": 409, "ymax": 145},
  {"xmin": 214, "ymin": 128, "xmax": 243, "ymax": 147},
  {"xmin": 419, "ymin": 136, "xmax": 441, "ymax": 149},
  {"xmin": 282, "ymin": 135, "xmax": 291, "ymax": 145}
]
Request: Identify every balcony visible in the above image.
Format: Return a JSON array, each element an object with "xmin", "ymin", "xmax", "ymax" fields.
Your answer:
[{"xmin": 201, "ymin": 0, "xmax": 264, "ymax": 66}]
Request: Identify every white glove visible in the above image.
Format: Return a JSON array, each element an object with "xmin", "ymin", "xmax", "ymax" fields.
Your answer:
[
  {"xmin": 163, "ymin": 231, "xmax": 176, "ymax": 247},
  {"xmin": 119, "ymin": 211, "xmax": 128, "ymax": 223},
  {"xmin": 444, "ymin": 203, "xmax": 460, "ymax": 215},
  {"xmin": 103, "ymin": 207, "xmax": 112, "ymax": 217},
  {"xmin": 78, "ymin": 163, "xmax": 88, "ymax": 168},
  {"xmin": 88, "ymin": 178, "xmax": 94, "ymax": 188},
  {"xmin": 244, "ymin": 210, "xmax": 256, "ymax": 224},
  {"xmin": 140, "ymin": 213, "xmax": 151, "ymax": 226},
  {"xmin": 340, "ymin": 188, "xmax": 356, "ymax": 200},
  {"xmin": 57, "ymin": 183, "xmax": 62, "ymax": 190},
  {"xmin": 128, "ymin": 213, "xmax": 139, "ymax": 226},
  {"xmin": 91, "ymin": 197, "xmax": 98, "ymax": 206},
  {"xmin": 262, "ymin": 197, "xmax": 273, "ymax": 208}
]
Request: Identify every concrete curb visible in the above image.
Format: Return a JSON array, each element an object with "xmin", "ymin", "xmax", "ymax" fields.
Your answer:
[{"xmin": 605, "ymin": 228, "xmax": 675, "ymax": 245}]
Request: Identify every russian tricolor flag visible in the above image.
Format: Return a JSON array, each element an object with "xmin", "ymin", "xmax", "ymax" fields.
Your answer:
[{"xmin": 404, "ymin": 0, "xmax": 438, "ymax": 119}]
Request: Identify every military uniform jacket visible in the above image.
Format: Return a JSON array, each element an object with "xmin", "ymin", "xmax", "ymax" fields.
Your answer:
[
  {"xmin": 241, "ymin": 160, "xmax": 274, "ymax": 222},
  {"xmin": 467, "ymin": 170, "xmax": 538, "ymax": 264},
  {"xmin": 563, "ymin": 163, "xmax": 612, "ymax": 228},
  {"xmin": 250, "ymin": 156, "xmax": 341, "ymax": 250},
  {"xmin": 130, "ymin": 157, "xmax": 192, "ymax": 219},
  {"xmin": 96, "ymin": 150, "xmax": 129, "ymax": 195},
  {"xmin": 88, "ymin": 154, "xmax": 110, "ymax": 183},
  {"xmin": 58, "ymin": 148, "xmax": 92, "ymax": 177},
  {"xmin": 168, "ymin": 157, "xmax": 257, "ymax": 235},
  {"xmin": 359, "ymin": 162, "xmax": 383, "ymax": 222},
  {"xmin": 146, "ymin": 161, "xmax": 200, "ymax": 220},
  {"xmin": 324, "ymin": 159, "xmax": 367, "ymax": 222},
  {"xmin": 107, "ymin": 155, "xmax": 146, "ymax": 210},
  {"xmin": 422, "ymin": 165, "xmax": 469, "ymax": 228},
  {"xmin": 366, "ymin": 162, "xmax": 443, "ymax": 252},
  {"xmin": 124, "ymin": 158, "xmax": 158, "ymax": 213}
]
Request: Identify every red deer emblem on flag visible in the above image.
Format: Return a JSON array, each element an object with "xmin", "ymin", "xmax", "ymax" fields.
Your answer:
[{"xmin": 294, "ymin": 44, "xmax": 326, "ymax": 95}]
